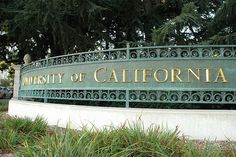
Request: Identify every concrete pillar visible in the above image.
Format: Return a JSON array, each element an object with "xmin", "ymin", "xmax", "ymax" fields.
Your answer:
[{"xmin": 13, "ymin": 65, "xmax": 21, "ymax": 99}]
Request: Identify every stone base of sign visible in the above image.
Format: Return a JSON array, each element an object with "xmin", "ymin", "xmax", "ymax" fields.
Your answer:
[{"xmin": 8, "ymin": 99, "xmax": 236, "ymax": 141}]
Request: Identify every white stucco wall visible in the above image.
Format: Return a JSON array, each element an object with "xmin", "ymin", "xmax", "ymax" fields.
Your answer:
[{"xmin": 8, "ymin": 99, "xmax": 236, "ymax": 141}]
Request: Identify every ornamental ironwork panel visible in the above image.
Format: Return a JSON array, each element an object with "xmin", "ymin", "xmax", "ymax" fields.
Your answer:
[
  {"xmin": 19, "ymin": 89, "xmax": 235, "ymax": 104},
  {"xmin": 19, "ymin": 45, "xmax": 236, "ymax": 107}
]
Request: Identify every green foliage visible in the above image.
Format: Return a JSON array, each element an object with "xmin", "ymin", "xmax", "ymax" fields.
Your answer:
[
  {"xmin": 0, "ymin": 0, "xmax": 235, "ymax": 63},
  {"xmin": 3, "ymin": 116, "xmax": 47, "ymax": 136},
  {"xmin": 208, "ymin": 0, "xmax": 236, "ymax": 44},
  {"xmin": 0, "ymin": 0, "xmax": 187, "ymax": 62},
  {"xmin": 0, "ymin": 129, "xmax": 21, "ymax": 151},
  {"xmin": 6, "ymin": 0, "xmax": 104, "ymax": 58},
  {"xmin": 0, "ymin": 102, "xmax": 8, "ymax": 111},
  {"xmin": 16, "ymin": 122, "xmax": 236, "ymax": 157},
  {"xmin": 0, "ymin": 116, "xmax": 48, "ymax": 152},
  {"xmin": 211, "ymin": 0, "xmax": 236, "ymax": 32},
  {"xmin": 152, "ymin": 2, "xmax": 203, "ymax": 45},
  {"xmin": 0, "ymin": 79, "xmax": 11, "ymax": 87},
  {"xmin": 152, "ymin": 0, "xmax": 236, "ymax": 45},
  {"xmin": 209, "ymin": 32, "xmax": 236, "ymax": 45},
  {"xmin": 0, "ymin": 61, "xmax": 14, "ymax": 87},
  {"xmin": 0, "ymin": 116, "xmax": 235, "ymax": 156},
  {"xmin": 0, "ymin": 61, "xmax": 8, "ymax": 71},
  {"xmin": 17, "ymin": 125, "xmax": 185, "ymax": 157}
]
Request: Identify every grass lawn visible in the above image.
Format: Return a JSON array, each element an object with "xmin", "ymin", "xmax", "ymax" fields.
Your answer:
[{"xmin": 0, "ymin": 102, "xmax": 236, "ymax": 157}]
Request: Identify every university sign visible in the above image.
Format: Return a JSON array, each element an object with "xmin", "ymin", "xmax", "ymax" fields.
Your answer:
[
  {"xmin": 21, "ymin": 64, "xmax": 229, "ymax": 89},
  {"xmin": 22, "ymin": 67, "xmax": 228, "ymax": 85},
  {"xmin": 19, "ymin": 45, "xmax": 236, "ymax": 107}
]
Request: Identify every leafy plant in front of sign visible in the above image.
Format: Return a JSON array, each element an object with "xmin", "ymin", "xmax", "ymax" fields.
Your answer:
[{"xmin": 0, "ymin": 116, "xmax": 48, "ymax": 152}]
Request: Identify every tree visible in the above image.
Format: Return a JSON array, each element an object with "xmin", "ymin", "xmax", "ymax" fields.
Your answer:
[
  {"xmin": 152, "ymin": 2, "xmax": 203, "ymax": 45},
  {"xmin": 208, "ymin": 0, "xmax": 236, "ymax": 44},
  {"xmin": 0, "ymin": 0, "xmax": 235, "ymax": 64},
  {"xmin": 2, "ymin": 0, "xmax": 105, "ymax": 61},
  {"xmin": 152, "ymin": 0, "xmax": 236, "ymax": 45}
]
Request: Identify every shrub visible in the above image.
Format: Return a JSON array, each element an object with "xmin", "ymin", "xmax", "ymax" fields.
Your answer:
[
  {"xmin": 0, "ymin": 116, "xmax": 48, "ymax": 152},
  {"xmin": 0, "ymin": 117, "xmax": 235, "ymax": 156},
  {"xmin": 0, "ymin": 102, "xmax": 8, "ymax": 112},
  {"xmin": 18, "ymin": 123, "xmax": 236, "ymax": 157}
]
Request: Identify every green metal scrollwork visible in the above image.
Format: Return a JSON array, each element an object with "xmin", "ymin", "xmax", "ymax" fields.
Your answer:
[{"xmin": 19, "ymin": 45, "xmax": 236, "ymax": 107}]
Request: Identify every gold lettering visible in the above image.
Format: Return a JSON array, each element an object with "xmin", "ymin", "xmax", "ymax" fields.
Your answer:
[
  {"xmin": 205, "ymin": 68, "xmax": 211, "ymax": 82},
  {"xmin": 47, "ymin": 74, "xmax": 50, "ymax": 84},
  {"xmin": 37, "ymin": 76, "xmax": 42, "ymax": 84},
  {"xmin": 214, "ymin": 68, "xmax": 228, "ymax": 82},
  {"xmin": 171, "ymin": 68, "xmax": 182, "ymax": 82},
  {"xmin": 58, "ymin": 73, "xmax": 64, "ymax": 83},
  {"xmin": 22, "ymin": 77, "xmax": 28, "ymax": 86},
  {"xmin": 79, "ymin": 73, "xmax": 86, "ymax": 82},
  {"xmin": 41, "ymin": 75, "xmax": 46, "ymax": 84},
  {"xmin": 29, "ymin": 77, "xmax": 31, "ymax": 85},
  {"xmin": 52, "ymin": 74, "xmax": 55, "ymax": 84},
  {"xmin": 142, "ymin": 69, "xmax": 152, "ymax": 82},
  {"xmin": 25, "ymin": 78, "xmax": 28, "ymax": 85},
  {"xmin": 154, "ymin": 69, "xmax": 168, "ymax": 82},
  {"xmin": 122, "ymin": 69, "xmax": 132, "ymax": 83},
  {"xmin": 23, "ymin": 73, "xmax": 66, "ymax": 85},
  {"xmin": 94, "ymin": 68, "xmax": 106, "ymax": 83},
  {"xmin": 187, "ymin": 69, "xmax": 200, "ymax": 82},
  {"xmin": 134, "ymin": 69, "xmax": 139, "ymax": 82},
  {"xmin": 71, "ymin": 73, "xmax": 78, "ymax": 82},
  {"xmin": 33, "ymin": 76, "xmax": 38, "ymax": 84},
  {"xmin": 29, "ymin": 77, "xmax": 33, "ymax": 85},
  {"xmin": 108, "ymin": 69, "xmax": 118, "ymax": 82}
]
